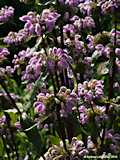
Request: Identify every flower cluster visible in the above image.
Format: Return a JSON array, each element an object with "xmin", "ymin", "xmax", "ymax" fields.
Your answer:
[
  {"xmin": 71, "ymin": 15, "xmax": 95, "ymax": 31},
  {"xmin": 21, "ymin": 52, "xmax": 45, "ymax": 82},
  {"xmin": 79, "ymin": 105, "xmax": 88, "ymax": 124},
  {"xmin": 92, "ymin": 44, "xmax": 111, "ymax": 59},
  {"xmin": 57, "ymin": 86, "xmax": 77, "ymax": 115},
  {"xmin": 105, "ymin": 129, "xmax": 120, "ymax": 153},
  {"xmin": 19, "ymin": 11, "xmax": 42, "ymax": 36},
  {"xmin": 110, "ymin": 29, "xmax": 120, "ymax": 46},
  {"xmin": 47, "ymin": 47, "xmax": 72, "ymax": 72},
  {"xmin": 59, "ymin": 0, "xmax": 81, "ymax": 7},
  {"xmin": 43, "ymin": 137, "xmax": 89, "ymax": 159},
  {"xmin": 12, "ymin": 48, "xmax": 46, "ymax": 84},
  {"xmin": 78, "ymin": 79, "xmax": 104, "ymax": 102},
  {"xmin": 0, "ymin": 6, "xmax": 14, "ymax": 23},
  {"xmin": 41, "ymin": 9, "xmax": 60, "ymax": 32},
  {"xmin": 4, "ymin": 29, "xmax": 29, "ymax": 45},
  {"xmin": 12, "ymin": 48, "xmax": 32, "ymax": 71},
  {"xmin": 100, "ymin": 0, "xmax": 120, "ymax": 14},
  {"xmin": 79, "ymin": 1, "xmax": 93, "ymax": 16},
  {"xmin": 0, "ymin": 48, "xmax": 10, "ymax": 62},
  {"xmin": 20, "ymin": 9, "xmax": 60, "ymax": 36}
]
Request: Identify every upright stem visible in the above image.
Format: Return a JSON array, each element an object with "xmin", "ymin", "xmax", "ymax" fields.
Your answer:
[
  {"xmin": 109, "ymin": 20, "xmax": 117, "ymax": 99},
  {"xmin": 100, "ymin": 14, "xmax": 117, "ymax": 152},
  {"xmin": 60, "ymin": 25, "xmax": 64, "ymax": 49},
  {"xmin": 0, "ymin": 82, "xmax": 21, "ymax": 115},
  {"xmin": 106, "ymin": 18, "xmax": 117, "ymax": 113},
  {"xmin": 4, "ymin": 113, "xmax": 19, "ymax": 160},
  {"xmin": 56, "ymin": 104, "xmax": 67, "ymax": 151},
  {"xmin": 64, "ymin": 69, "xmax": 69, "ymax": 88},
  {"xmin": 1, "ymin": 135, "xmax": 11, "ymax": 160}
]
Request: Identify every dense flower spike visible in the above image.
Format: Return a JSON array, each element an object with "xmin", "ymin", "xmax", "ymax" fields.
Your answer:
[{"xmin": 0, "ymin": 6, "xmax": 14, "ymax": 23}]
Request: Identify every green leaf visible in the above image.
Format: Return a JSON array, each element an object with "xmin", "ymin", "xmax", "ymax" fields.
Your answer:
[
  {"xmin": 27, "ymin": 72, "xmax": 48, "ymax": 110},
  {"xmin": 49, "ymin": 135, "xmax": 60, "ymax": 145},
  {"xmin": 21, "ymin": 117, "xmax": 43, "ymax": 156}
]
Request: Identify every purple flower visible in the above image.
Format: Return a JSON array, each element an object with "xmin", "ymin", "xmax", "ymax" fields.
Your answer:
[
  {"xmin": 4, "ymin": 29, "xmax": 29, "ymax": 45},
  {"xmin": 101, "ymin": 0, "xmax": 119, "ymax": 14},
  {"xmin": 74, "ymin": 35, "xmax": 85, "ymax": 53},
  {"xmin": 20, "ymin": 12, "xmax": 42, "ymax": 36},
  {"xmin": 0, "ymin": 115, "xmax": 6, "ymax": 126},
  {"xmin": 115, "ymin": 48, "xmax": 120, "ymax": 57},
  {"xmin": 34, "ymin": 102, "xmax": 46, "ymax": 113},
  {"xmin": 19, "ymin": 15, "xmax": 32, "ymax": 22},
  {"xmin": 59, "ymin": 0, "xmax": 81, "ymax": 7},
  {"xmin": 83, "ymin": 16, "xmax": 95, "ymax": 29},
  {"xmin": 42, "ymin": 9, "xmax": 60, "ymax": 32},
  {"xmin": 15, "ymin": 122, "xmax": 21, "ymax": 129},
  {"xmin": 79, "ymin": 1, "xmax": 92, "ymax": 16},
  {"xmin": 47, "ymin": 47, "xmax": 71, "ymax": 72},
  {"xmin": 78, "ymin": 79, "xmax": 104, "ymax": 101},
  {"xmin": 80, "ymin": 113, "xmax": 88, "ymax": 124},
  {"xmin": 21, "ymin": 54, "xmax": 44, "ymax": 82},
  {"xmin": 65, "ymin": 94, "xmax": 77, "ymax": 113},
  {"xmin": 5, "ymin": 66, "xmax": 14, "ymax": 74},
  {"xmin": 0, "ymin": 48, "xmax": 10, "ymax": 61},
  {"xmin": 0, "ymin": 6, "xmax": 14, "ymax": 23},
  {"xmin": 63, "ymin": 24, "xmax": 76, "ymax": 34},
  {"xmin": 78, "ymin": 149, "xmax": 89, "ymax": 156},
  {"xmin": 65, "ymin": 0, "xmax": 81, "ymax": 7},
  {"xmin": 79, "ymin": 105, "xmax": 86, "ymax": 113}
]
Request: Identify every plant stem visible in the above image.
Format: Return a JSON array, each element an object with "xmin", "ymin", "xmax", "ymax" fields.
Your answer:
[
  {"xmin": 4, "ymin": 113, "xmax": 19, "ymax": 160},
  {"xmin": 60, "ymin": 25, "xmax": 64, "ymax": 49},
  {"xmin": 0, "ymin": 82, "xmax": 21, "ymax": 115},
  {"xmin": 56, "ymin": 104, "xmax": 67, "ymax": 151},
  {"xmin": 1, "ymin": 135, "xmax": 11, "ymax": 160},
  {"xmin": 100, "ymin": 14, "xmax": 117, "ymax": 152}
]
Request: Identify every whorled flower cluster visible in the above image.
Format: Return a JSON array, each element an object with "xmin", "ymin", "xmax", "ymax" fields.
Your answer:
[
  {"xmin": 70, "ymin": 15, "xmax": 95, "ymax": 31},
  {"xmin": 43, "ymin": 136, "xmax": 100, "ymax": 159},
  {"xmin": 92, "ymin": 44, "xmax": 111, "ymax": 59},
  {"xmin": 0, "ymin": 48, "xmax": 10, "ymax": 62},
  {"xmin": 4, "ymin": 9, "xmax": 60, "ymax": 46},
  {"xmin": 78, "ymin": 0, "xmax": 93, "ymax": 16},
  {"xmin": 59, "ymin": 0, "xmax": 81, "ymax": 7},
  {"xmin": 100, "ymin": 0, "xmax": 120, "ymax": 14},
  {"xmin": 0, "ymin": 6, "xmax": 14, "ymax": 23},
  {"xmin": 4, "ymin": 29, "xmax": 29, "ymax": 45},
  {"xmin": 78, "ymin": 79, "xmax": 104, "ymax": 102},
  {"xmin": 12, "ymin": 48, "xmax": 45, "ymax": 84},
  {"xmin": 47, "ymin": 47, "xmax": 72, "ymax": 72},
  {"xmin": 21, "ymin": 52, "xmax": 45, "ymax": 82},
  {"xmin": 19, "ymin": 9, "xmax": 60, "ymax": 36},
  {"xmin": 57, "ymin": 86, "xmax": 77, "ymax": 115}
]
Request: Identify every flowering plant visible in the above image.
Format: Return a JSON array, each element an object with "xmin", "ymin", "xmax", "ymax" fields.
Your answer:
[{"xmin": 0, "ymin": 0, "xmax": 120, "ymax": 159}]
